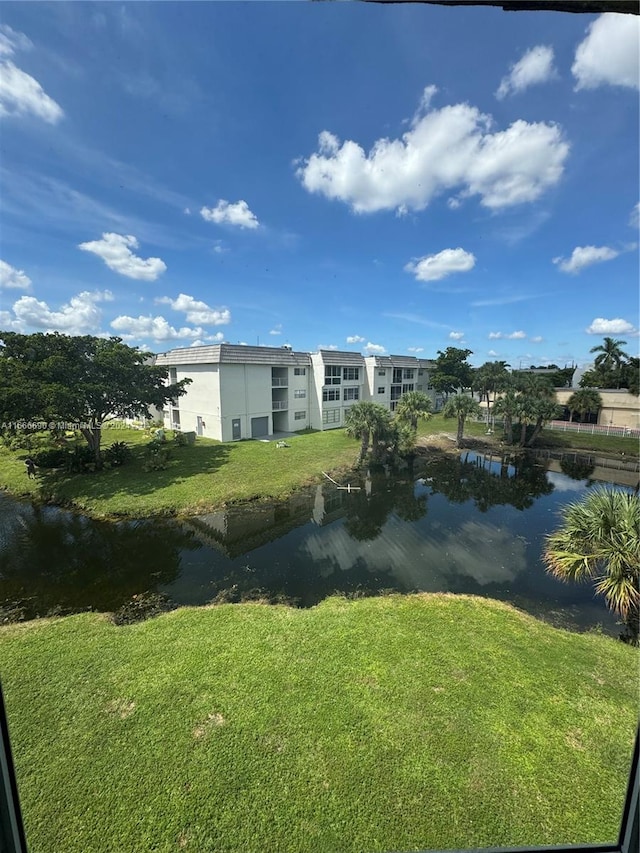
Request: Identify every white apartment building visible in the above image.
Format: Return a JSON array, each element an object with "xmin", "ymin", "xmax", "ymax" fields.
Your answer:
[{"xmin": 154, "ymin": 344, "xmax": 435, "ymax": 441}]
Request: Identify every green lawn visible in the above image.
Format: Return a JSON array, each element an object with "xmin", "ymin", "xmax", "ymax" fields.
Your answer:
[
  {"xmin": 0, "ymin": 595, "xmax": 636, "ymax": 853},
  {"xmin": 0, "ymin": 418, "xmax": 636, "ymax": 519},
  {"xmin": 0, "ymin": 427, "xmax": 359, "ymax": 518},
  {"xmin": 419, "ymin": 413, "xmax": 639, "ymax": 457}
]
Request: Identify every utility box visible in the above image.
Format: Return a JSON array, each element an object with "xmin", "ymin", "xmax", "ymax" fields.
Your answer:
[{"xmin": 183, "ymin": 431, "xmax": 197, "ymax": 445}]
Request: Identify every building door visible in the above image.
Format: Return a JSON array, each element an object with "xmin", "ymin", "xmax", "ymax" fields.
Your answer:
[
  {"xmin": 232, "ymin": 419, "xmax": 241, "ymax": 440},
  {"xmin": 250, "ymin": 416, "xmax": 269, "ymax": 438},
  {"xmin": 196, "ymin": 416, "xmax": 204, "ymax": 437}
]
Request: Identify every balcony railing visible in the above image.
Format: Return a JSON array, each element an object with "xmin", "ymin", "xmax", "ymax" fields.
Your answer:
[
  {"xmin": 271, "ymin": 377, "xmax": 288, "ymax": 387},
  {"xmin": 272, "ymin": 400, "xmax": 288, "ymax": 410}
]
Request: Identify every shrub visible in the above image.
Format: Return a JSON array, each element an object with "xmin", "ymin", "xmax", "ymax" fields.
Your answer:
[
  {"xmin": 142, "ymin": 441, "xmax": 171, "ymax": 472},
  {"xmin": 31, "ymin": 447, "xmax": 70, "ymax": 468},
  {"xmin": 103, "ymin": 441, "xmax": 132, "ymax": 467},
  {"xmin": 173, "ymin": 431, "xmax": 189, "ymax": 447},
  {"xmin": 66, "ymin": 445, "xmax": 98, "ymax": 473}
]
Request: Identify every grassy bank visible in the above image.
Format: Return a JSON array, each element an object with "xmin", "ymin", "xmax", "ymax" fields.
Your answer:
[
  {"xmin": 419, "ymin": 413, "xmax": 639, "ymax": 458},
  {"xmin": 0, "ymin": 595, "xmax": 636, "ymax": 853},
  {"xmin": 0, "ymin": 427, "xmax": 359, "ymax": 518},
  {"xmin": 0, "ymin": 418, "xmax": 636, "ymax": 519}
]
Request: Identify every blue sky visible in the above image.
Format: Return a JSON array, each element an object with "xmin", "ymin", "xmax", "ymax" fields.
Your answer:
[{"xmin": 0, "ymin": 2, "xmax": 638, "ymax": 368}]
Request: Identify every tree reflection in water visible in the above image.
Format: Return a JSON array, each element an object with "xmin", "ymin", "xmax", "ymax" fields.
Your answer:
[{"xmin": 0, "ymin": 502, "xmax": 199, "ymax": 620}]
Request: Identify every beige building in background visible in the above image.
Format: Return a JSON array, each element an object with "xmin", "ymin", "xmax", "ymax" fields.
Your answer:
[{"xmin": 555, "ymin": 388, "xmax": 640, "ymax": 430}]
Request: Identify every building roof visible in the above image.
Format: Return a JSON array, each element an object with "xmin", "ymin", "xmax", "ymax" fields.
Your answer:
[
  {"xmin": 155, "ymin": 344, "xmax": 311, "ymax": 367},
  {"xmin": 368, "ymin": 355, "xmax": 435, "ymax": 369},
  {"xmin": 312, "ymin": 349, "xmax": 366, "ymax": 366}
]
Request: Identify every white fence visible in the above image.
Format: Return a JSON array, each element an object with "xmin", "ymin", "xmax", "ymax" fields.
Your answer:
[
  {"xmin": 474, "ymin": 416, "xmax": 639, "ymax": 439},
  {"xmin": 547, "ymin": 420, "xmax": 639, "ymax": 439}
]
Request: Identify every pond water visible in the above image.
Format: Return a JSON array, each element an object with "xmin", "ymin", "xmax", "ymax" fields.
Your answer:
[{"xmin": 1, "ymin": 451, "xmax": 637, "ymax": 635}]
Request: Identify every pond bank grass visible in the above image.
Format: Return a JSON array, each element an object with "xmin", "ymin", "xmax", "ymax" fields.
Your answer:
[{"xmin": 0, "ymin": 594, "xmax": 636, "ymax": 853}]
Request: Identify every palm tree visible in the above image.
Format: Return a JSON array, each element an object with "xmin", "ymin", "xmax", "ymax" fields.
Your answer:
[
  {"xmin": 525, "ymin": 398, "xmax": 560, "ymax": 446},
  {"xmin": 566, "ymin": 388, "xmax": 603, "ymax": 423},
  {"xmin": 543, "ymin": 489, "xmax": 639, "ymax": 642},
  {"xmin": 514, "ymin": 394, "xmax": 539, "ymax": 447},
  {"xmin": 492, "ymin": 389, "xmax": 519, "ymax": 444},
  {"xmin": 395, "ymin": 390, "xmax": 433, "ymax": 431},
  {"xmin": 345, "ymin": 402, "xmax": 391, "ymax": 463},
  {"xmin": 442, "ymin": 395, "xmax": 481, "ymax": 448},
  {"xmin": 473, "ymin": 361, "xmax": 510, "ymax": 419},
  {"xmin": 589, "ymin": 337, "xmax": 629, "ymax": 374}
]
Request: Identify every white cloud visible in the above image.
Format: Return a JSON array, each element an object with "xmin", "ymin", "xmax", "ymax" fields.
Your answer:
[
  {"xmin": 6, "ymin": 290, "xmax": 112, "ymax": 335},
  {"xmin": 447, "ymin": 197, "xmax": 462, "ymax": 210},
  {"xmin": 487, "ymin": 349, "xmax": 499, "ymax": 357},
  {"xmin": 78, "ymin": 233, "xmax": 167, "ymax": 281},
  {"xmin": 110, "ymin": 315, "xmax": 206, "ymax": 342},
  {"xmin": 586, "ymin": 317, "xmax": 637, "ymax": 335},
  {"xmin": 364, "ymin": 342, "xmax": 386, "ymax": 355},
  {"xmin": 0, "ymin": 25, "xmax": 32, "ymax": 57},
  {"xmin": 184, "ymin": 207, "xmax": 191, "ymax": 215},
  {"xmin": 449, "ymin": 331, "xmax": 465, "ymax": 340},
  {"xmin": 346, "ymin": 335, "xmax": 365, "ymax": 344},
  {"xmin": 407, "ymin": 346, "xmax": 424, "ymax": 353},
  {"xmin": 296, "ymin": 87, "xmax": 569, "ymax": 213},
  {"xmin": 0, "ymin": 26, "xmax": 63, "ymax": 124},
  {"xmin": 200, "ymin": 200, "xmax": 259, "ymax": 229},
  {"xmin": 213, "ymin": 240, "xmax": 227, "ymax": 254},
  {"xmin": 530, "ymin": 335, "xmax": 544, "ymax": 343},
  {"xmin": 155, "ymin": 293, "xmax": 231, "ymax": 326},
  {"xmin": 572, "ymin": 14, "xmax": 640, "ymax": 91},
  {"xmin": 0, "ymin": 259, "xmax": 31, "ymax": 290},
  {"xmin": 553, "ymin": 245, "xmax": 619, "ymax": 274},
  {"xmin": 318, "ymin": 344, "xmax": 338, "ymax": 351},
  {"xmin": 496, "ymin": 45, "xmax": 557, "ymax": 100},
  {"xmin": 405, "ymin": 248, "xmax": 476, "ymax": 282},
  {"xmin": 488, "ymin": 330, "xmax": 527, "ymax": 340},
  {"xmin": 269, "ymin": 325, "xmax": 282, "ymax": 336},
  {"xmin": 631, "ymin": 203, "xmax": 639, "ymax": 229},
  {"xmin": 0, "ymin": 60, "xmax": 64, "ymax": 124}
]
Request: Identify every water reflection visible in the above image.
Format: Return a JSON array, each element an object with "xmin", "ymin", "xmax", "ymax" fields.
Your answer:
[{"xmin": 0, "ymin": 451, "xmax": 634, "ymax": 634}]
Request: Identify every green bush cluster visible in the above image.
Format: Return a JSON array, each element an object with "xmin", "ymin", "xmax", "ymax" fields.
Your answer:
[
  {"xmin": 142, "ymin": 440, "xmax": 171, "ymax": 472},
  {"xmin": 103, "ymin": 441, "xmax": 132, "ymax": 467}
]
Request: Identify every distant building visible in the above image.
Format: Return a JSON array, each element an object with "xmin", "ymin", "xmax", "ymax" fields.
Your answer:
[{"xmin": 154, "ymin": 344, "xmax": 436, "ymax": 440}]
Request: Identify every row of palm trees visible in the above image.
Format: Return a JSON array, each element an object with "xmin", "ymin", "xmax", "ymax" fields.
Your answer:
[{"xmin": 344, "ymin": 392, "xmax": 433, "ymax": 463}]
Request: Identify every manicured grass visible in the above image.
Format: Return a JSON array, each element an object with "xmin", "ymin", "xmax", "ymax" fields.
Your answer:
[
  {"xmin": 0, "ymin": 595, "xmax": 636, "ymax": 853},
  {"xmin": 418, "ymin": 414, "xmax": 639, "ymax": 457},
  {"xmin": 0, "ymin": 427, "xmax": 359, "ymax": 518}
]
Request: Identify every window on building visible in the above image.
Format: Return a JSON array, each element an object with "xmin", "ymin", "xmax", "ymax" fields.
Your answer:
[
  {"xmin": 294, "ymin": 389, "xmax": 306, "ymax": 398},
  {"xmin": 343, "ymin": 387, "xmax": 359, "ymax": 401},
  {"xmin": 392, "ymin": 368, "xmax": 403, "ymax": 384},
  {"xmin": 402, "ymin": 383, "xmax": 415, "ymax": 394},
  {"xmin": 418, "ymin": 369, "xmax": 424, "ymax": 376},
  {"xmin": 325, "ymin": 366, "xmax": 341, "ymax": 385},
  {"xmin": 391, "ymin": 387, "xmax": 402, "ymax": 401},
  {"xmin": 403, "ymin": 368, "xmax": 415, "ymax": 379},
  {"xmin": 416, "ymin": 385, "xmax": 423, "ymax": 391},
  {"xmin": 294, "ymin": 411, "xmax": 306, "ymax": 420},
  {"xmin": 322, "ymin": 408, "xmax": 340, "ymax": 425},
  {"xmin": 323, "ymin": 388, "xmax": 340, "ymax": 402},
  {"xmin": 169, "ymin": 368, "xmax": 177, "ymax": 383},
  {"xmin": 378, "ymin": 370, "xmax": 386, "ymax": 376},
  {"xmin": 377, "ymin": 387, "xmax": 385, "ymax": 394},
  {"xmin": 294, "ymin": 367, "xmax": 306, "ymax": 375},
  {"xmin": 343, "ymin": 367, "xmax": 360, "ymax": 381}
]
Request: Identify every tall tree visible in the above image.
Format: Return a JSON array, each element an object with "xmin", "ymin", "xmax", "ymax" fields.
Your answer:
[
  {"xmin": 565, "ymin": 388, "xmax": 603, "ymax": 423},
  {"xmin": 543, "ymin": 489, "xmax": 639, "ymax": 643},
  {"xmin": 589, "ymin": 337, "xmax": 629, "ymax": 376},
  {"xmin": 473, "ymin": 361, "xmax": 510, "ymax": 418},
  {"xmin": 514, "ymin": 394, "xmax": 539, "ymax": 447},
  {"xmin": 344, "ymin": 402, "xmax": 392, "ymax": 463},
  {"xmin": 431, "ymin": 347, "xmax": 474, "ymax": 399},
  {"xmin": 492, "ymin": 388, "xmax": 520, "ymax": 444},
  {"xmin": 442, "ymin": 395, "xmax": 481, "ymax": 448},
  {"xmin": 0, "ymin": 333, "xmax": 190, "ymax": 466},
  {"xmin": 395, "ymin": 390, "xmax": 433, "ymax": 431},
  {"xmin": 525, "ymin": 398, "xmax": 560, "ymax": 447}
]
